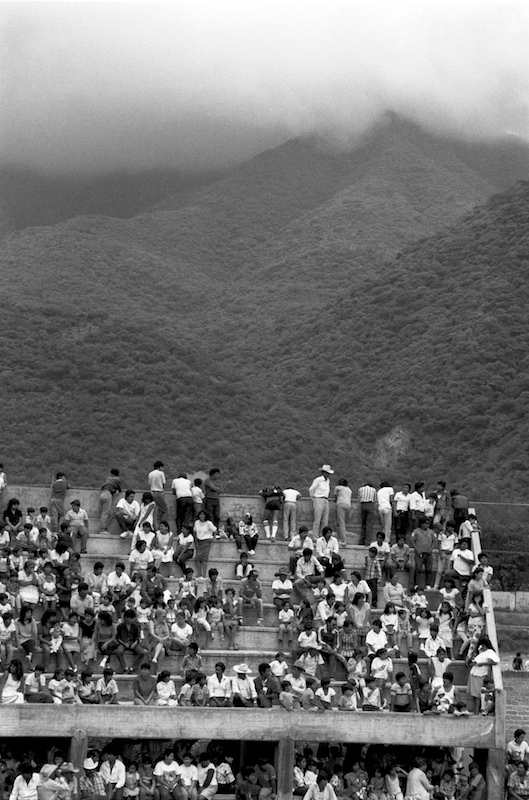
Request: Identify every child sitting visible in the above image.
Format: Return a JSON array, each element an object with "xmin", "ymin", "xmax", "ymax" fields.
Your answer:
[
  {"xmin": 235, "ymin": 552, "xmax": 254, "ymax": 580},
  {"xmin": 123, "ymin": 763, "xmax": 141, "ymax": 799},
  {"xmin": 367, "ymin": 768, "xmax": 387, "ymax": 800},
  {"xmin": 480, "ymin": 677, "xmax": 495, "ymax": 715},
  {"xmin": 315, "ymin": 677, "xmax": 336, "ymax": 710},
  {"xmin": 279, "ymin": 680, "xmax": 295, "ymax": 711},
  {"xmin": 96, "ymin": 667, "xmax": 119, "ymax": 704},
  {"xmin": 278, "ymin": 600, "xmax": 295, "ymax": 647},
  {"xmin": 208, "ymin": 597, "xmax": 225, "ymax": 640},
  {"xmin": 337, "ymin": 682, "xmax": 358, "ymax": 711}
]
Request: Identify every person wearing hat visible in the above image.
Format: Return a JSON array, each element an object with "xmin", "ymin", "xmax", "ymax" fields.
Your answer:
[
  {"xmin": 271, "ymin": 569, "xmax": 293, "ymax": 610},
  {"xmin": 37, "ymin": 765, "xmax": 68, "ymax": 800},
  {"xmin": 79, "ymin": 759, "xmax": 106, "ymax": 800},
  {"xmin": 9, "ymin": 763, "xmax": 39, "ymax": 800},
  {"xmin": 231, "ymin": 663, "xmax": 257, "ymax": 707},
  {"xmin": 58, "ymin": 764, "xmax": 80, "ymax": 800},
  {"xmin": 64, "ymin": 500, "xmax": 89, "ymax": 555},
  {"xmin": 284, "ymin": 662, "xmax": 306, "ymax": 703},
  {"xmin": 308, "ymin": 465, "xmax": 334, "ymax": 539}
]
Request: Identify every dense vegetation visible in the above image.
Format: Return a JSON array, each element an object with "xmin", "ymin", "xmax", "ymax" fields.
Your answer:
[{"xmin": 1, "ymin": 116, "xmax": 529, "ymax": 503}]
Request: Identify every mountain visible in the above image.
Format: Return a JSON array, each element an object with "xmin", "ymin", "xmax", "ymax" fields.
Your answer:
[
  {"xmin": 0, "ymin": 115, "xmax": 529, "ymax": 496},
  {"xmin": 0, "ymin": 166, "xmax": 224, "ymax": 234}
]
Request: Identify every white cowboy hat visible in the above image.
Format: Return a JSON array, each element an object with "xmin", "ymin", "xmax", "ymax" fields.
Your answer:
[
  {"xmin": 233, "ymin": 663, "xmax": 252, "ymax": 674},
  {"xmin": 83, "ymin": 758, "xmax": 99, "ymax": 771},
  {"xmin": 320, "ymin": 464, "xmax": 334, "ymax": 474},
  {"xmin": 39, "ymin": 765, "xmax": 58, "ymax": 780},
  {"xmin": 61, "ymin": 763, "xmax": 80, "ymax": 774}
]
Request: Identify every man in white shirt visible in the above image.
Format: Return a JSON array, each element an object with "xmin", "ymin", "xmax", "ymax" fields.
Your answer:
[
  {"xmin": 64, "ymin": 499, "xmax": 89, "ymax": 555},
  {"xmin": 408, "ymin": 482, "xmax": 426, "ymax": 530},
  {"xmin": 171, "ymin": 473, "xmax": 194, "ymax": 534},
  {"xmin": 106, "ymin": 563, "xmax": 134, "ymax": 615},
  {"xmin": 315, "ymin": 527, "xmax": 340, "ymax": 573},
  {"xmin": 282, "ymin": 486, "xmax": 301, "ymax": 539},
  {"xmin": 207, "ymin": 662, "xmax": 233, "ymax": 707},
  {"xmin": 377, "ymin": 482, "xmax": 394, "ymax": 542},
  {"xmin": 369, "ymin": 531, "xmax": 390, "ymax": 581},
  {"xmin": 345, "ymin": 571, "xmax": 372, "ymax": 606},
  {"xmin": 9, "ymin": 765, "xmax": 39, "ymax": 800},
  {"xmin": 334, "ymin": 479, "xmax": 352, "ymax": 545},
  {"xmin": 148, "ymin": 460, "xmax": 168, "ymax": 528},
  {"xmin": 365, "ymin": 620, "xmax": 387, "ymax": 656},
  {"xmin": 170, "ymin": 613, "xmax": 194, "ymax": 652},
  {"xmin": 99, "ymin": 752, "xmax": 126, "ymax": 800},
  {"xmin": 231, "ymin": 663, "xmax": 257, "ymax": 706},
  {"xmin": 308, "ymin": 465, "xmax": 333, "ymax": 538},
  {"xmin": 393, "ymin": 483, "xmax": 411, "ymax": 540}
]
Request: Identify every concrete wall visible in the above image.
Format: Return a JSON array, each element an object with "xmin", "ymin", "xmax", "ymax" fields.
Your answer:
[
  {"xmin": 492, "ymin": 591, "xmax": 529, "ymax": 612},
  {"xmin": 1, "ymin": 705, "xmax": 498, "ymax": 748},
  {"xmin": 6, "ymin": 484, "xmax": 360, "ymax": 531}
]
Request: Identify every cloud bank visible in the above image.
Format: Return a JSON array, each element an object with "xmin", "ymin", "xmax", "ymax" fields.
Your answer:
[{"xmin": 1, "ymin": 0, "xmax": 528, "ymax": 173}]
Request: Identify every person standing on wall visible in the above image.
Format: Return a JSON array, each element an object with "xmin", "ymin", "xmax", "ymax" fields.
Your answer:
[
  {"xmin": 148, "ymin": 461, "xmax": 168, "ymax": 529},
  {"xmin": 309, "ymin": 465, "xmax": 333, "ymax": 539},
  {"xmin": 204, "ymin": 468, "xmax": 222, "ymax": 529},
  {"xmin": 282, "ymin": 485, "xmax": 301, "ymax": 541},
  {"xmin": 171, "ymin": 473, "xmax": 194, "ymax": 534},
  {"xmin": 49, "ymin": 472, "xmax": 70, "ymax": 533},
  {"xmin": 0, "ymin": 464, "xmax": 6, "ymax": 516},
  {"xmin": 377, "ymin": 481, "xmax": 394, "ymax": 542},
  {"xmin": 358, "ymin": 481, "xmax": 377, "ymax": 546},
  {"xmin": 333, "ymin": 478, "xmax": 352, "ymax": 545},
  {"xmin": 99, "ymin": 469, "xmax": 122, "ymax": 534}
]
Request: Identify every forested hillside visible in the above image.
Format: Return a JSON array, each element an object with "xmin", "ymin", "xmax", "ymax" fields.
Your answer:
[{"xmin": 0, "ymin": 116, "xmax": 528, "ymax": 496}]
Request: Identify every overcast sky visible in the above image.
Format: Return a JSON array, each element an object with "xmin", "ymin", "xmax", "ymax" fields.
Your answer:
[{"xmin": 1, "ymin": 0, "xmax": 528, "ymax": 173}]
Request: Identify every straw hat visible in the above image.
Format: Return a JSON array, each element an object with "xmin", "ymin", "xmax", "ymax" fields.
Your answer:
[
  {"xmin": 233, "ymin": 663, "xmax": 252, "ymax": 674},
  {"xmin": 39, "ymin": 765, "xmax": 58, "ymax": 780}
]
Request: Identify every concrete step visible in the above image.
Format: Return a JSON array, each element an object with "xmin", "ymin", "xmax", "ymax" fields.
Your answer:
[
  {"xmin": 80, "ymin": 549, "xmax": 372, "ymax": 578},
  {"xmin": 70, "ymin": 674, "xmax": 472, "ymax": 707},
  {"xmin": 86, "ymin": 535, "xmax": 362, "ymax": 558},
  {"xmin": 18, "ymin": 646, "xmax": 470, "ymax": 685}
]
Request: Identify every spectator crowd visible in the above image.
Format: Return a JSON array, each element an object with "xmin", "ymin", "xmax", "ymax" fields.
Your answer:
[{"xmin": 0, "ymin": 464, "xmax": 499, "ymax": 716}]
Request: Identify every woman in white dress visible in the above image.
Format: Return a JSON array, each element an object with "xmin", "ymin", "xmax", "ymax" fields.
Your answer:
[
  {"xmin": 193, "ymin": 510, "xmax": 217, "ymax": 579},
  {"xmin": 405, "ymin": 758, "xmax": 433, "ymax": 800},
  {"xmin": 0, "ymin": 658, "xmax": 25, "ymax": 704},
  {"xmin": 151, "ymin": 521, "xmax": 175, "ymax": 575},
  {"xmin": 132, "ymin": 493, "xmax": 156, "ymax": 539}
]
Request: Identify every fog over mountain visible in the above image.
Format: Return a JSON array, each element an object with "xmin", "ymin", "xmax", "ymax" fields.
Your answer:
[{"xmin": 1, "ymin": 1, "xmax": 528, "ymax": 175}]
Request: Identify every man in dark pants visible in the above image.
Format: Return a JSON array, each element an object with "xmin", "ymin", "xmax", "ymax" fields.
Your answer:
[
  {"xmin": 204, "ymin": 467, "xmax": 222, "ymax": 528},
  {"xmin": 358, "ymin": 481, "xmax": 377, "ymax": 545}
]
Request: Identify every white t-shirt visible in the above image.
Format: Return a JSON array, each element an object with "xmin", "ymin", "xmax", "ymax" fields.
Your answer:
[
  {"xmin": 283, "ymin": 489, "xmax": 300, "ymax": 503},
  {"xmin": 507, "ymin": 739, "xmax": 529, "ymax": 762},
  {"xmin": 394, "ymin": 492, "xmax": 410, "ymax": 511},
  {"xmin": 197, "ymin": 765, "xmax": 217, "ymax": 789},
  {"xmin": 129, "ymin": 549, "xmax": 154, "ymax": 570},
  {"xmin": 377, "ymin": 487, "xmax": 394, "ymax": 510},
  {"xmin": 179, "ymin": 765, "xmax": 198, "ymax": 786},
  {"xmin": 334, "ymin": 485, "xmax": 352, "ymax": 507},
  {"xmin": 171, "ymin": 622, "xmax": 193, "ymax": 643},
  {"xmin": 451, "ymin": 548, "xmax": 474, "ymax": 576},
  {"xmin": 116, "ymin": 498, "xmax": 141, "ymax": 517},
  {"xmin": 172, "ymin": 478, "xmax": 193, "ymax": 498},
  {"xmin": 148, "ymin": 470, "xmax": 166, "ymax": 492},
  {"xmin": 153, "ymin": 761, "xmax": 180, "ymax": 782}
]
